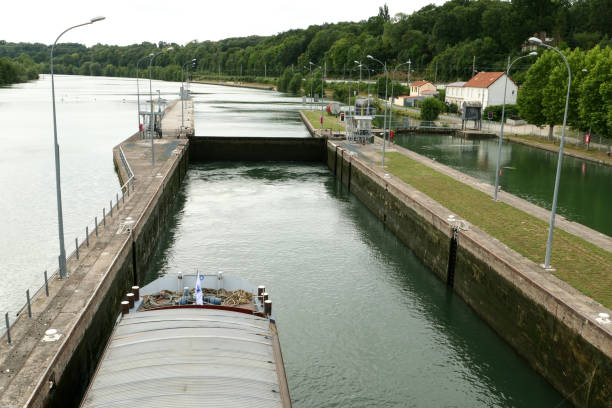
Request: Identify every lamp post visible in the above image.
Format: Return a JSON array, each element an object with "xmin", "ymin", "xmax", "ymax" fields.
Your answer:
[
  {"xmin": 181, "ymin": 58, "xmax": 197, "ymax": 131},
  {"xmin": 148, "ymin": 47, "xmax": 174, "ymax": 165},
  {"xmin": 309, "ymin": 61, "xmax": 324, "ymax": 128},
  {"xmin": 309, "ymin": 61, "xmax": 318, "ymax": 111},
  {"xmin": 528, "ymin": 37, "xmax": 571, "ymax": 270},
  {"xmin": 388, "ymin": 61, "xmax": 412, "ymax": 148},
  {"xmin": 493, "ymin": 52, "xmax": 537, "ymax": 201},
  {"xmin": 136, "ymin": 53, "xmax": 154, "ymax": 138},
  {"xmin": 354, "ymin": 60, "xmax": 362, "ymax": 97},
  {"xmin": 50, "ymin": 16, "xmax": 105, "ymax": 279},
  {"xmin": 367, "ymin": 55, "xmax": 388, "ymax": 167}
]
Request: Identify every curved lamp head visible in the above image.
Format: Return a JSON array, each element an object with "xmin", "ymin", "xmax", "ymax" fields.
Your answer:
[
  {"xmin": 165, "ymin": 46, "xmax": 174, "ymax": 51},
  {"xmin": 90, "ymin": 16, "xmax": 106, "ymax": 23},
  {"xmin": 354, "ymin": 60, "xmax": 360, "ymax": 64},
  {"xmin": 528, "ymin": 37, "xmax": 543, "ymax": 45},
  {"xmin": 528, "ymin": 51, "xmax": 538, "ymax": 57},
  {"xmin": 192, "ymin": 58, "xmax": 197, "ymax": 62},
  {"xmin": 366, "ymin": 55, "xmax": 373, "ymax": 59},
  {"xmin": 148, "ymin": 53, "xmax": 155, "ymax": 57}
]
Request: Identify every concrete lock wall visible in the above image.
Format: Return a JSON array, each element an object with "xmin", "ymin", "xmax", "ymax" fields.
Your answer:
[
  {"xmin": 189, "ymin": 136, "xmax": 327, "ymax": 162},
  {"xmin": 43, "ymin": 142, "xmax": 189, "ymax": 407},
  {"xmin": 327, "ymin": 141, "xmax": 610, "ymax": 408}
]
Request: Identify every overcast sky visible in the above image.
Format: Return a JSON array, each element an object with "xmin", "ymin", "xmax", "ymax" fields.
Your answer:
[{"xmin": 2, "ymin": 0, "xmax": 444, "ymax": 46}]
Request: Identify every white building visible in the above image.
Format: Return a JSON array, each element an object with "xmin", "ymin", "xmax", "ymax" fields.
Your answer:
[
  {"xmin": 461, "ymin": 72, "xmax": 518, "ymax": 112},
  {"xmin": 444, "ymin": 81, "xmax": 466, "ymax": 108}
]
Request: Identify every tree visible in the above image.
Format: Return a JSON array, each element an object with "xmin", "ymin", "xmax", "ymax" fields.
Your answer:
[
  {"xmin": 288, "ymin": 73, "xmax": 303, "ymax": 94},
  {"xmin": 579, "ymin": 46, "xmax": 612, "ymax": 138},
  {"xmin": 420, "ymin": 97, "xmax": 445, "ymax": 121},
  {"xmin": 277, "ymin": 67, "xmax": 292, "ymax": 92}
]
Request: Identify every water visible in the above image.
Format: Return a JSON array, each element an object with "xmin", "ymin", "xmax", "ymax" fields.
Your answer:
[
  {"xmin": 0, "ymin": 75, "xmax": 308, "ymax": 317},
  {"xmin": 146, "ymin": 161, "xmax": 564, "ymax": 407},
  {"xmin": 391, "ymin": 132, "xmax": 612, "ymax": 237}
]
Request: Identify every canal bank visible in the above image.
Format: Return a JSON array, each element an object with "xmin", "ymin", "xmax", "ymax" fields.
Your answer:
[
  {"xmin": 0, "ymin": 99, "xmax": 190, "ymax": 408},
  {"xmin": 327, "ymin": 138, "xmax": 611, "ymax": 407}
]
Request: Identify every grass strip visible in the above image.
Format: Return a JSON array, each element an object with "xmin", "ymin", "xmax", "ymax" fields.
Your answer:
[
  {"xmin": 301, "ymin": 110, "xmax": 345, "ymax": 131},
  {"xmin": 385, "ymin": 151, "xmax": 612, "ymax": 309}
]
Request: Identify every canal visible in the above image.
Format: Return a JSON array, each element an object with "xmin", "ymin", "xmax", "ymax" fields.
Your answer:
[
  {"xmin": 390, "ymin": 129, "xmax": 612, "ymax": 237},
  {"xmin": 145, "ymin": 159, "xmax": 564, "ymax": 407}
]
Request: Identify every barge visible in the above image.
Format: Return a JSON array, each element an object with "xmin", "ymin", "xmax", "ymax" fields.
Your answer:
[{"xmin": 80, "ymin": 273, "xmax": 291, "ymax": 407}]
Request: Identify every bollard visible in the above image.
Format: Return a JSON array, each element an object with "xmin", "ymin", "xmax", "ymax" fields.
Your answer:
[
  {"xmin": 5, "ymin": 313, "xmax": 11, "ymax": 344},
  {"xmin": 95, "ymin": 217, "xmax": 98, "ymax": 237},
  {"xmin": 85, "ymin": 227, "xmax": 89, "ymax": 247},
  {"xmin": 126, "ymin": 293, "xmax": 135, "ymax": 309},
  {"xmin": 44, "ymin": 270, "xmax": 49, "ymax": 297},
  {"xmin": 26, "ymin": 289, "xmax": 31, "ymax": 318},
  {"xmin": 131, "ymin": 286, "xmax": 140, "ymax": 301},
  {"xmin": 262, "ymin": 292, "xmax": 269, "ymax": 303},
  {"xmin": 103, "ymin": 208, "xmax": 106, "ymax": 226},
  {"xmin": 110, "ymin": 200, "xmax": 113, "ymax": 217},
  {"xmin": 264, "ymin": 300, "xmax": 272, "ymax": 316},
  {"xmin": 258, "ymin": 285, "xmax": 265, "ymax": 304},
  {"xmin": 121, "ymin": 301, "xmax": 129, "ymax": 316},
  {"xmin": 75, "ymin": 238, "xmax": 79, "ymax": 260}
]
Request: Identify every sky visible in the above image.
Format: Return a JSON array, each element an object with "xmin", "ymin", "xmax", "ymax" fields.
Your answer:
[{"xmin": 1, "ymin": 0, "xmax": 444, "ymax": 46}]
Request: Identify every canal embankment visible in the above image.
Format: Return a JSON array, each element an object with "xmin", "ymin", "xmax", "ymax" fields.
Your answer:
[
  {"xmin": 0, "ymin": 99, "xmax": 191, "ymax": 408},
  {"xmin": 192, "ymin": 79, "xmax": 276, "ymax": 91},
  {"xmin": 327, "ymin": 137, "xmax": 611, "ymax": 407}
]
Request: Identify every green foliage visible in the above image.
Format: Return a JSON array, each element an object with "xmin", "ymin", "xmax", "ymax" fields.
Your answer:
[
  {"xmin": 481, "ymin": 104, "xmax": 519, "ymax": 122},
  {"xmin": 288, "ymin": 73, "xmax": 303, "ymax": 94},
  {"xmin": 277, "ymin": 67, "xmax": 292, "ymax": 92},
  {"xmin": 447, "ymin": 102, "xmax": 458, "ymax": 114},
  {"xmin": 420, "ymin": 97, "xmax": 445, "ymax": 121},
  {"xmin": 0, "ymin": 57, "xmax": 39, "ymax": 85},
  {"xmin": 519, "ymin": 45, "xmax": 612, "ymax": 137}
]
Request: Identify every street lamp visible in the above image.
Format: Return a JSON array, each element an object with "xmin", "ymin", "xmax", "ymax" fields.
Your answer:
[
  {"xmin": 50, "ymin": 16, "xmax": 105, "ymax": 279},
  {"xmin": 367, "ymin": 55, "xmax": 389, "ymax": 168},
  {"xmin": 181, "ymin": 58, "xmax": 197, "ymax": 131},
  {"xmin": 388, "ymin": 61, "xmax": 412, "ymax": 148},
  {"xmin": 493, "ymin": 52, "xmax": 537, "ymax": 201},
  {"xmin": 310, "ymin": 61, "xmax": 324, "ymax": 128},
  {"xmin": 136, "ymin": 53, "xmax": 154, "ymax": 138},
  {"xmin": 528, "ymin": 37, "xmax": 572, "ymax": 270},
  {"xmin": 148, "ymin": 47, "xmax": 174, "ymax": 165}
]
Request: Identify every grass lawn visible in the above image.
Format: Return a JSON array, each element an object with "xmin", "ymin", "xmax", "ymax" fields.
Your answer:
[
  {"xmin": 385, "ymin": 151, "xmax": 612, "ymax": 309},
  {"xmin": 506, "ymin": 134, "xmax": 612, "ymax": 166},
  {"xmin": 301, "ymin": 110, "xmax": 345, "ymax": 132}
]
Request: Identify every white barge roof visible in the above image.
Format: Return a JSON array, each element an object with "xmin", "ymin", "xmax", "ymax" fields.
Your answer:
[{"xmin": 81, "ymin": 308, "xmax": 289, "ymax": 407}]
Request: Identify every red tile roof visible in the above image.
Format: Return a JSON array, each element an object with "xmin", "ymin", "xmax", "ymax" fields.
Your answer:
[
  {"xmin": 411, "ymin": 80, "xmax": 432, "ymax": 87},
  {"xmin": 464, "ymin": 72, "xmax": 504, "ymax": 88}
]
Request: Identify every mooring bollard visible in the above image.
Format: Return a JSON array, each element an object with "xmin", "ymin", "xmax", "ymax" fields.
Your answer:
[
  {"xmin": 110, "ymin": 200, "xmax": 113, "ymax": 217},
  {"xmin": 5, "ymin": 313, "xmax": 11, "ymax": 344},
  {"xmin": 95, "ymin": 217, "xmax": 98, "ymax": 237},
  {"xmin": 85, "ymin": 226, "xmax": 89, "ymax": 247},
  {"xmin": 103, "ymin": 208, "xmax": 106, "ymax": 226},
  {"xmin": 75, "ymin": 238, "xmax": 79, "ymax": 260},
  {"xmin": 121, "ymin": 301, "xmax": 129, "ymax": 316},
  {"xmin": 26, "ymin": 289, "xmax": 31, "ymax": 318},
  {"xmin": 44, "ymin": 270, "xmax": 49, "ymax": 297}
]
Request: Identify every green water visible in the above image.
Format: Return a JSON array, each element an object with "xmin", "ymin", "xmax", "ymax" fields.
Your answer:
[
  {"xmin": 145, "ymin": 161, "xmax": 565, "ymax": 407},
  {"xmin": 390, "ymin": 132, "xmax": 612, "ymax": 237}
]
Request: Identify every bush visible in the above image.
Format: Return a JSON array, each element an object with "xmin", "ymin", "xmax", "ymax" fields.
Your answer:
[
  {"xmin": 447, "ymin": 102, "xmax": 458, "ymax": 114},
  {"xmin": 288, "ymin": 73, "xmax": 302, "ymax": 94},
  {"xmin": 277, "ymin": 68, "xmax": 292, "ymax": 92},
  {"xmin": 420, "ymin": 97, "xmax": 445, "ymax": 121},
  {"xmin": 481, "ymin": 104, "xmax": 519, "ymax": 121}
]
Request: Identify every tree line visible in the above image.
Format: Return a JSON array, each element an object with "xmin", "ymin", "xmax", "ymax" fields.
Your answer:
[{"xmin": 0, "ymin": 0, "xmax": 610, "ymax": 136}]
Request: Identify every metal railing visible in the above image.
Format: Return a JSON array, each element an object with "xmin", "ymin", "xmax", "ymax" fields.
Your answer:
[{"xmin": 1, "ymin": 153, "xmax": 137, "ymax": 343}]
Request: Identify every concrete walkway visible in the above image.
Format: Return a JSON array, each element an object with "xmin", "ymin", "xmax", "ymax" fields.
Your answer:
[{"xmin": 0, "ymin": 100, "xmax": 191, "ymax": 408}]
